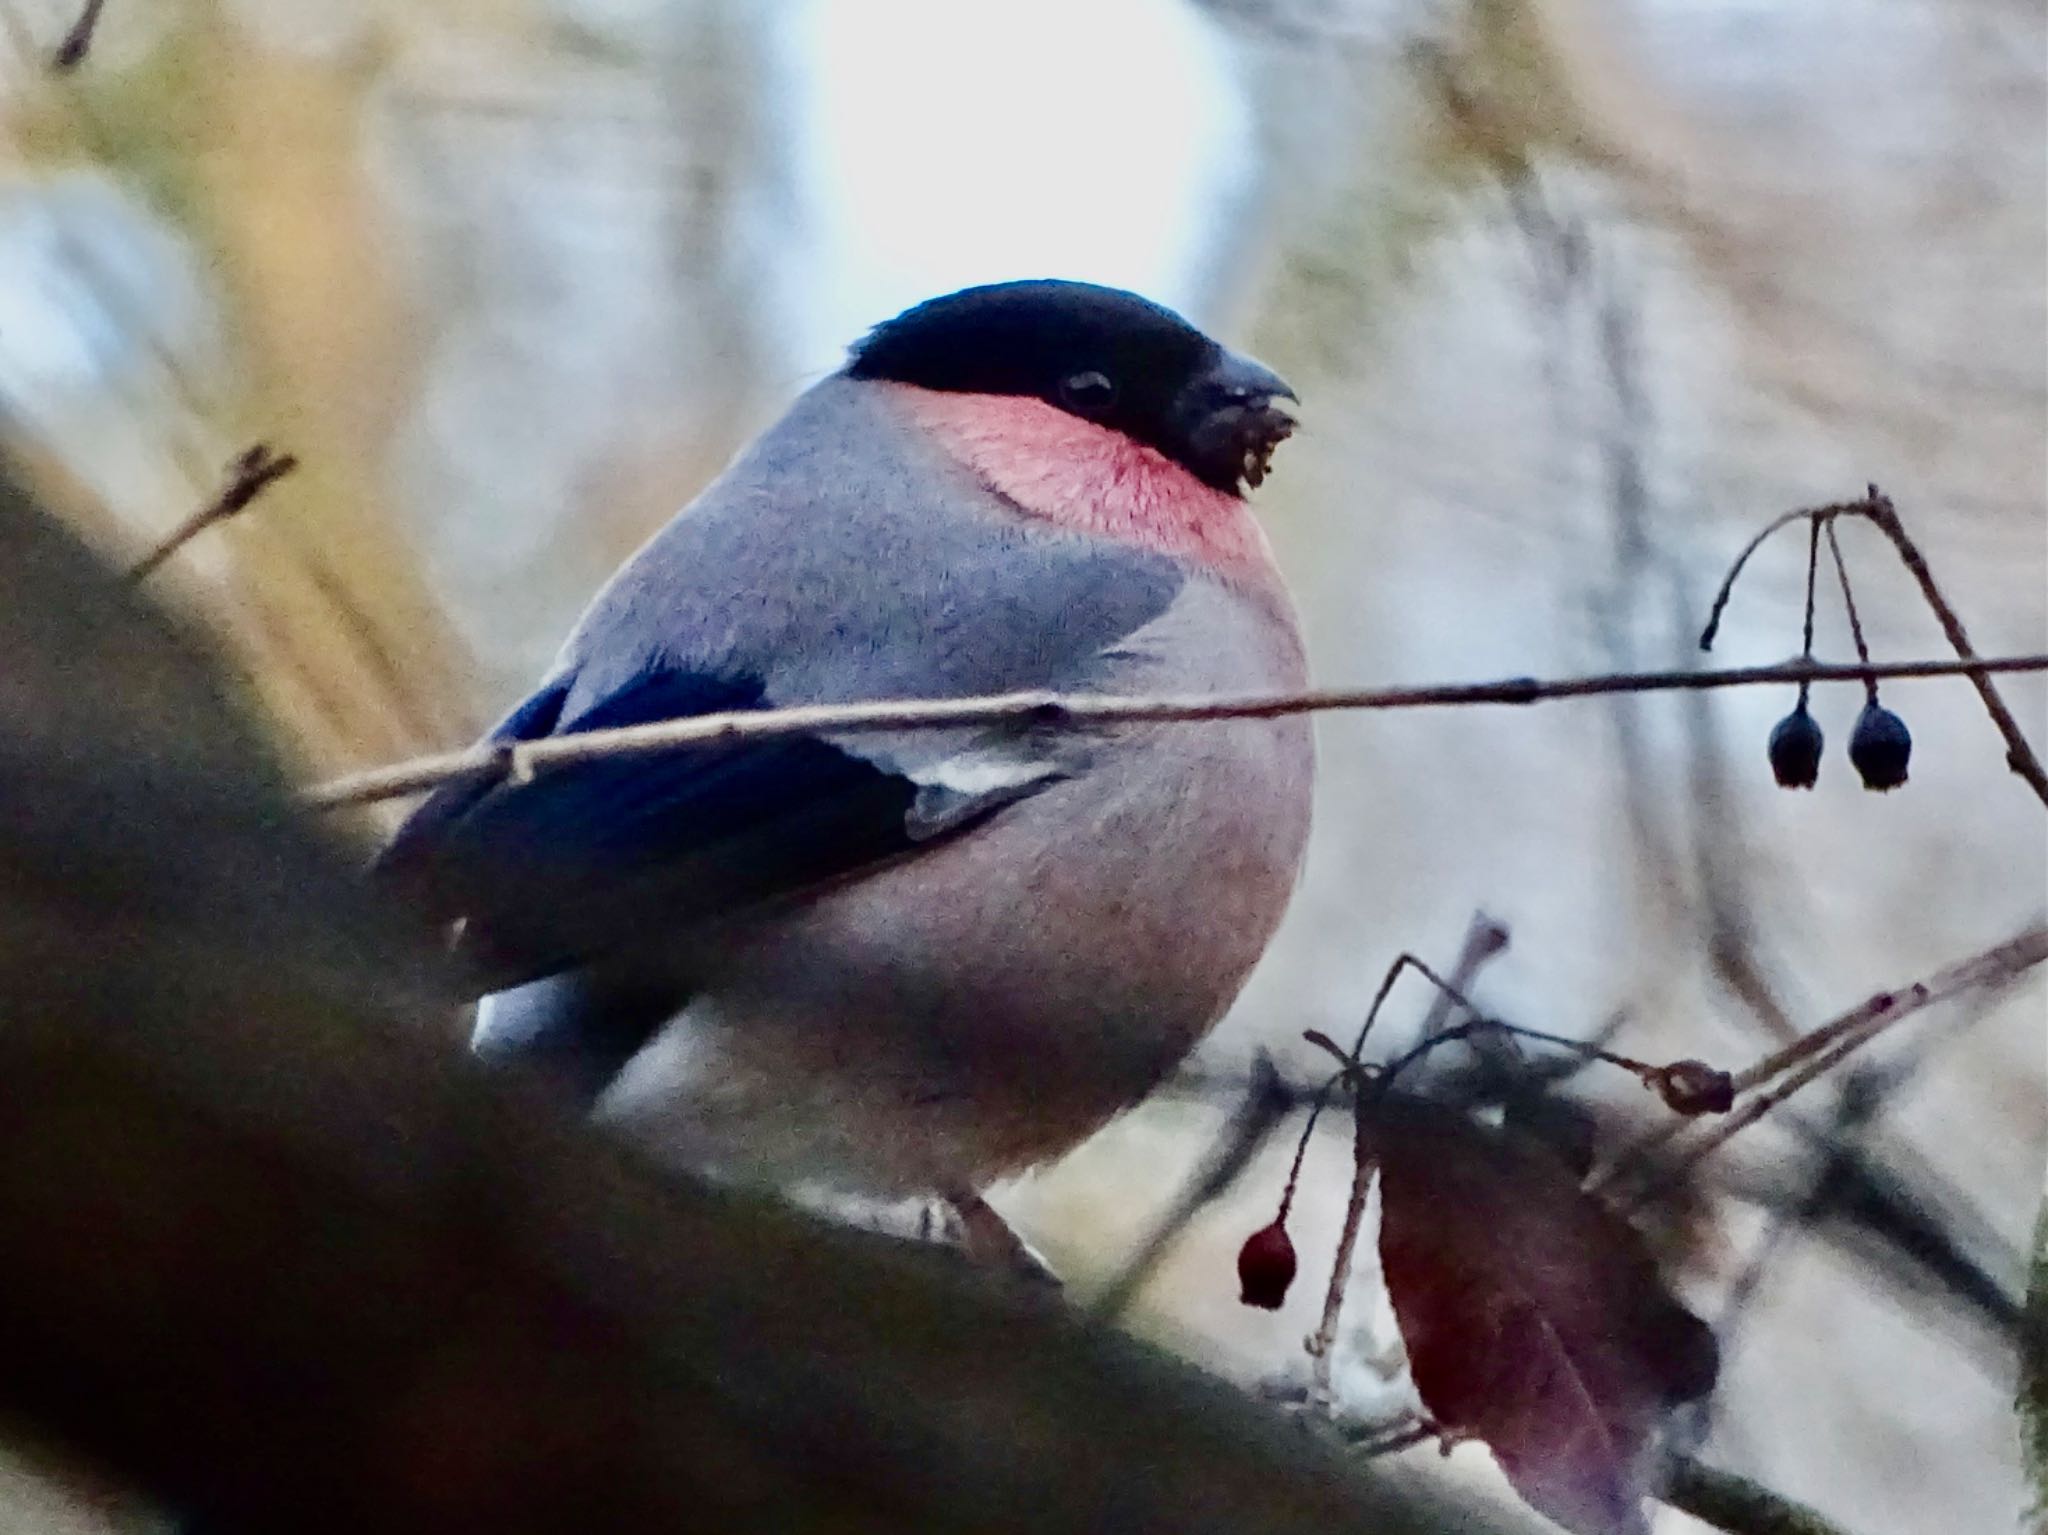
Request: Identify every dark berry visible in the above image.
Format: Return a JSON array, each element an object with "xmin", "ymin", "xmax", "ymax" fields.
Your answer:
[
  {"xmin": 1849, "ymin": 700, "xmax": 1911, "ymax": 791},
  {"xmin": 1767, "ymin": 704, "xmax": 1824, "ymax": 789},
  {"xmin": 1237, "ymin": 1218, "xmax": 1297, "ymax": 1310},
  {"xmin": 1652, "ymin": 1060, "xmax": 1735, "ymax": 1115}
]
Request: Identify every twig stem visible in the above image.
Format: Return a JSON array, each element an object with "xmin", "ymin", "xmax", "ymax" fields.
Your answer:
[
  {"xmin": 1662, "ymin": 1459, "xmax": 1860, "ymax": 1535},
  {"xmin": 124, "ymin": 445, "xmax": 298, "ymax": 585},
  {"xmin": 1856, "ymin": 490, "xmax": 2048, "ymax": 804},
  {"xmin": 1346, "ymin": 1420, "xmax": 1438, "ymax": 1459},
  {"xmin": 1413, "ymin": 914, "xmax": 1510, "ymax": 1041},
  {"xmin": 1346, "ymin": 953, "xmax": 1477, "ymax": 1060},
  {"xmin": 1700, "ymin": 487, "xmax": 2048, "ymax": 806},
  {"xmin": 1379, "ymin": 1016, "xmax": 1657, "ymax": 1086},
  {"xmin": 1798, "ymin": 515, "xmax": 1821, "ymax": 706},
  {"xmin": 1698, "ymin": 499, "xmax": 1869, "ymax": 651},
  {"xmin": 1823, "ymin": 520, "xmax": 1875, "ymax": 703},
  {"xmin": 306, "ymin": 654, "xmax": 2048, "ymax": 809},
  {"xmin": 1300, "ymin": 947, "xmax": 1471, "ymax": 1399},
  {"xmin": 1279, "ymin": 926, "xmax": 1515, "ymax": 1256},
  {"xmin": 51, "ymin": 0, "xmax": 106, "ymax": 70},
  {"xmin": 2022, "ymin": 1180, "xmax": 2048, "ymax": 1523},
  {"xmin": 1273, "ymin": 1066, "xmax": 1346, "ymax": 1222},
  {"xmin": 1590, "ymin": 924, "xmax": 2048, "ymax": 1202},
  {"xmin": 1308, "ymin": 1086, "xmax": 1378, "ymax": 1401}
]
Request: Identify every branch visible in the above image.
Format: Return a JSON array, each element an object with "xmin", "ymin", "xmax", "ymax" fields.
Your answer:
[
  {"xmin": 1414, "ymin": 913, "xmax": 1512, "ymax": 1042},
  {"xmin": 51, "ymin": 0, "xmax": 106, "ymax": 70},
  {"xmin": 1662, "ymin": 1460, "xmax": 1860, "ymax": 1535},
  {"xmin": 1294, "ymin": 942, "xmax": 1510, "ymax": 1400},
  {"xmin": 1700, "ymin": 487, "xmax": 2048, "ymax": 807},
  {"xmin": 124, "ymin": 444, "xmax": 298, "ymax": 585},
  {"xmin": 1857, "ymin": 490, "xmax": 2048, "ymax": 806},
  {"xmin": 2024, "ymin": 1179, "xmax": 2048, "ymax": 1524},
  {"xmin": 305, "ymin": 654, "xmax": 2048, "ymax": 809},
  {"xmin": 1308, "ymin": 1079, "xmax": 1380, "ymax": 1402},
  {"xmin": 1697, "ymin": 498, "xmax": 1874, "ymax": 652},
  {"xmin": 1589, "ymin": 925, "xmax": 2048, "ymax": 1201}
]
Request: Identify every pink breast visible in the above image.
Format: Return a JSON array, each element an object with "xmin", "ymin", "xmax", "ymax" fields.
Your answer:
[{"xmin": 888, "ymin": 384, "xmax": 1275, "ymax": 575}]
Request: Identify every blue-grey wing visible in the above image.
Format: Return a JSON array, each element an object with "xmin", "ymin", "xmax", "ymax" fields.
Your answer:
[
  {"xmin": 376, "ymin": 375, "xmax": 1183, "ymax": 996},
  {"xmin": 374, "ymin": 669, "xmax": 944, "ymax": 989}
]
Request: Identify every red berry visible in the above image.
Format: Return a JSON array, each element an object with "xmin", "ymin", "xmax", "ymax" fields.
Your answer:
[
  {"xmin": 1237, "ymin": 1218, "xmax": 1297, "ymax": 1310},
  {"xmin": 1653, "ymin": 1060, "xmax": 1735, "ymax": 1115}
]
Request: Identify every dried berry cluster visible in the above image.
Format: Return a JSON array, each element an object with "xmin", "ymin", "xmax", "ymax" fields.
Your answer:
[
  {"xmin": 1707, "ymin": 501, "xmax": 1917, "ymax": 793},
  {"xmin": 1232, "ymin": 965, "xmax": 1730, "ymax": 1535},
  {"xmin": 1234, "ymin": 1035, "xmax": 1733, "ymax": 1315},
  {"xmin": 1232, "ymin": 959, "xmax": 1743, "ymax": 1317},
  {"xmin": 1769, "ymin": 697, "xmax": 1911, "ymax": 791}
]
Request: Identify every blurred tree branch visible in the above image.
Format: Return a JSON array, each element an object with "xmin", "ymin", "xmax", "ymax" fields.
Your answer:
[
  {"xmin": 1665, "ymin": 1460, "xmax": 1857, "ymax": 1535},
  {"xmin": 1, "ymin": 0, "xmax": 485, "ymax": 768},
  {"xmin": 2024, "ymin": 1185, "xmax": 2048, "ymax": 1525},
  {"xmin": 50, "ymin": 0, "xmax": 105, "ymax": 71},
  {"xmin": 1588, "ymin": 925, "xmax": 2048, "ymax": 1203},
  {"xmin": 0, "ymin": 459, "xmax": 1508, "ymax": 1534},
  {"xmin": 124, "ymin": 442, "xmax": 297, "ymax": 584}
]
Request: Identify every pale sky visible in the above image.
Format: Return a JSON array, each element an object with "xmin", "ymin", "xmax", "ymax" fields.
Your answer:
[{"xmin": 769, "ymin": 0, "xmax": 1257, "ymax": 377}]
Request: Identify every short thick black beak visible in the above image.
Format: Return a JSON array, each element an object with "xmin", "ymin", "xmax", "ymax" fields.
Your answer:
[{"xmin": 1173, "ymin": 348, "xmax": 1299, "ymax": 494}]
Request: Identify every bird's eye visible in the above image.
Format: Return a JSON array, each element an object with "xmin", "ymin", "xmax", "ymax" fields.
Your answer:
[{"xmin": 1058, "ymin": 370, "xmax": 1118, "ymax": 414}]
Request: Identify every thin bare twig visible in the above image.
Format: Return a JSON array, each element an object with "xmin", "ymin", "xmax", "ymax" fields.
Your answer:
[
  {"xmin": 305, "ymin": 654, "xmax": 2048, "ymax": 809},
  {"xmin": 1296, "ymin": 949, "xmax": 1464, "ymax": 1400},
  {"xmin": 1380, "ymin": 1016, "xmax": 1661, "ymax": 1089},
  {"xmin": 1784, "ymin": 514, "xmax": 1822, "ymax": 719},
  {"xmin": 1299, "ymin": 927, "xmax": 1604, "ymax": 1405},
  {"xmin": 2022, "ymin": 1182, "xmax": 2048, "ymax": 1521},
  {"xmin": 1823, "ymin": 520, "xmax": 1875, "ymax": 702},
  {"xmin": 1857, "ymin": 489, "xmax": 2048, "ymax": 804},
  {"xmin": 1699, "ymin": 487, "xmax": 2048, "ymax": 806},
  {"xmin": 124, "ymin": 444, "xmax": 298, "ymax": 585},
  {"xmin": 1091, "ymin": 1055, "xmax": 1293, "ymax": 1321},
  {"xmin": 1697, "ymin": 499, "xmax": 1872, "ymax": 651},
  {"xmin": 1345, "ymin": 954, "xmax": 1485, "ymax": 1061},
  {"xmin": 1413, "ymin": 914, "xmax": 1511, "ymax": 1042},
  {"xmin": 1799, "ymin": 517, "xmax": 1821, "ymax": 669},
  {"xmin": 50, "ymin": 0, "xmax": 105, "ymax": 70},
  {"xmin": 1589, "ymin": 924, "xmax": 2048, "ymax": 1202},
  {"xmin": 1308, "ymin": 1083, "xmax": 1378, "ymax": 1402},
  {"xmin": 1283, "ymin": 945, "xmax": 1510, "ymax": 1238},
  {"xmin": 1307, "ymin": 953, "xmax": 1566, "ymax": 1403},
  {"xmin": 1720, "ymin": 969, "xmax": 1985, "ymax": 1100}
]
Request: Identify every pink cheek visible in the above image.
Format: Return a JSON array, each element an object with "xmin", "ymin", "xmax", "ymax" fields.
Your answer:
[{"xmin": 889, "ymin": 386, "xmax": 1263, "ymax": 571}]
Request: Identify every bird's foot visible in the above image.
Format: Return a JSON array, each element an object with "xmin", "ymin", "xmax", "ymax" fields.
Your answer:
[{"xmin": 943, "ymin": 1187, "xmax": 1063, "ymax": 1291}]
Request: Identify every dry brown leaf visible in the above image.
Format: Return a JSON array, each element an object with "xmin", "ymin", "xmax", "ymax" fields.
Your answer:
[{"xmin": 1366, "ymin": 1093, "xmax": 1718, "ymax": 1535}]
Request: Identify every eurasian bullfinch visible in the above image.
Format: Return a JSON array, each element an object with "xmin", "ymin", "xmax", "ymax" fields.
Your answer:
[{"xmin": 380, "ymin": 280, "xmax": 1313, "ymax": 1251}]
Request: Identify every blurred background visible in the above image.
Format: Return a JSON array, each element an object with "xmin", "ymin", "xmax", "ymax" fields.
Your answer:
[{"xmin": 0, "ymin": 0, "xmax": 2041, "ymax": 1530}]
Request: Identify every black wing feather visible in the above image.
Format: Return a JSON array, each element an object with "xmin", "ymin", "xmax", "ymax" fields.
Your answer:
[{"xmin": 375, "ymin": 669, "xmax": 972, "ymax": 994}]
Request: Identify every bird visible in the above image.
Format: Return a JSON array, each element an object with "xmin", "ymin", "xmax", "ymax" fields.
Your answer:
[{"xmin": 377, "ymin": 279, "xmax": 1314, "ymax": 1266}]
